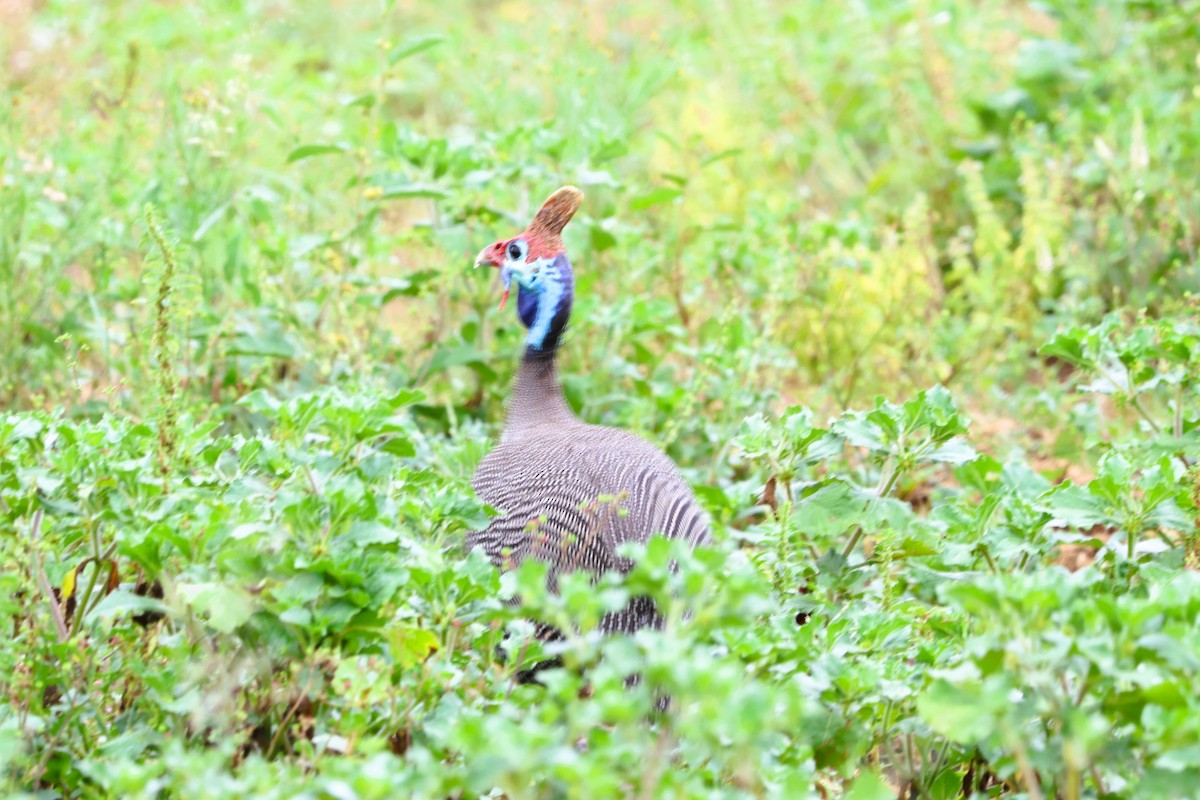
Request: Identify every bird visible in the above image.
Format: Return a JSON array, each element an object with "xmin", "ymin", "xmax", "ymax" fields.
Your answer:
[{"xmin": 468, "ymin": 186, "xmax": 711, "ymax": 641}]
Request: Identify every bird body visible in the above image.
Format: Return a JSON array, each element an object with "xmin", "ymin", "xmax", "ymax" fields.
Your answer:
[{"xmin": 468, "ymin": 187, "xmax": 710, "ymax": 635}]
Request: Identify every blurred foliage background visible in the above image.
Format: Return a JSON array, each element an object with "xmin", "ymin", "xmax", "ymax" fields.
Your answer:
[
  {"xmin": 1, "ymin": 1, "xmax": 1198, "ymax": 797},
  {"xmin": 4, "ymin": 0, "xmax": 1197, "ymax": 418}
]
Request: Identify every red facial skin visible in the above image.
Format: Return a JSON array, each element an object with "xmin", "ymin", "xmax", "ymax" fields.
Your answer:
[
  {"xmin": 474, "ymin": 230, "xmax": 563, "ymax": 310},
  {"xmin": 474, "ymin": 230, "xmax": 560, "ymax": 268}
]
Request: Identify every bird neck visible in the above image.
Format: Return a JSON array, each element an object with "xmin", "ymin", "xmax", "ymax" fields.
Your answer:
[
  {"xmin": 517, "ymin": 253, "xmax": 573, "ymax": 352},
  {"xmin": 505, "ymin": 348, "xmax": 575, "ymax": 434}
]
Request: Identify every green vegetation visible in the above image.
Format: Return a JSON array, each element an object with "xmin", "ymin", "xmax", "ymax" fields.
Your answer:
[{"xmin": 2, "ymin": 0, "xmax": 1198, "ymax": 797}]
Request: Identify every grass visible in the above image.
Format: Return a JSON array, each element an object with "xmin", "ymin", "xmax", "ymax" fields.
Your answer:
[{"xmin": 1, "ymin": 0, "xmax": 1198, "ymax": 797}]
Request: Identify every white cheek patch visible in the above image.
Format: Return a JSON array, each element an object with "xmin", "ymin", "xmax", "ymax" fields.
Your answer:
[{"xmin": 520, "ymin": 255, "xmax": 556, "ymax": 282}]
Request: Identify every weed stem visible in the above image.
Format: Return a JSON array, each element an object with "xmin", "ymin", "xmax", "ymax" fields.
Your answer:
[{"xmin": 28, "ymin": 509, "xmax": 69, "ymax": 643}]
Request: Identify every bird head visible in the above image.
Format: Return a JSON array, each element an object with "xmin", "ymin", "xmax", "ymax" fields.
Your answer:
[{"xmin": 475, "ymin": 186, "xmax": 583, "ymax": 352}]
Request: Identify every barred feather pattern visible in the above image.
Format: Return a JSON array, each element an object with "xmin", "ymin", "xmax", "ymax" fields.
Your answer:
[{"xmin": 469, "ymin": 353, "xmax": 710, "ymax": 635}]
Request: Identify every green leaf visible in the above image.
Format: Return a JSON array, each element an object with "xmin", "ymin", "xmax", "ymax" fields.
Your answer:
[
  {"xmin": 1090, "ymin": 451, "xmax": 1135, "ymax": 503},
  {"xmin": 238, "ymin": 388, "xmax": 281, "ymax": 414},
  {"xmin": 278, "ymin": 607, "xmax": 312, "ymax": 626},
  {"xmin": 286, "ymin": 143, "xmax": 349, "ymax": 163},
  {"xmin": 794, "ymin": 482, "xmax": 868, "ymax": 540},
  {"xmin": 590, "ymin": 223, "xmax": 617, "ymax": 252},
  {"xmin": 10, "ymin": 417, "xmax": 43, "ymax": 441},
  {"xmin": 834, "ymin": 412, "xmax": 886, "ymax": 452},
  {"xmin": 1002, "ymin": 457, "xmax": 1052, "ymax": 500},
  {"xmin": 343, "ymin": 92, "xmax": 376, "ymax": 110},
  {"xmin": 628, "ymin": 187, "xmax": 682, "ymax": 211},
  {"xmin": 938, "ymin": 581, "xmax": 1004, "ymax": 615},
  {"xmin": 956, "ymin": 454, "xmax": 1002, "ymax": 492},
  {"xmin": 919, "ymin": 384, "xmax": 964, "ymax": 433},
  {"xmin": 387, "ymin": 625, "xmax": 439, "ymax": 669},
  {"xmin": 1156, "ymin": 746, "xmax": 1200, "ymax": 772},
  {"xmin": 925, "ymin": 438, "xmax": 977, "ymax": 465},
  {"xmin": 85, "ymin": 590, "xmax": 168, "ymax": 625},
  {"xmin": 379, "ymin": 270, "xmax": 440, "ymax": 303},
  {"xmin": 917, "ymin": 679, "xmax": 1001, "ymax": 744},
  {"xmin": 388, "ymin": 34, "xmax": 445, "ymax": 65},
  {"xmin": 844, "ymin": 769, "xmax": 895, "ymax": 800},
  {"xmin": 228, "ymin": 329, "xmax": 297, "ymax": 358},
  {"xmin": 176, "ymin": 582, "xmax": 254, "ymax": 634},
  {"xmin": 380, "ymin": 435, "xmax": 416, "ymax": 457},
  {"xmin": 1039, "ymin": 326, "xmax": 1092, "ymax": 366},
  {"xmin": 700, "ymin": 148, "xmax": 742, "ymax": 167},
  {"xmin": 898, "ymin": 535, "xmax": 938, "ymax": 557},
  {"xmin": 1147, "ymin": 499, "xmax": 1192, "ymax": 532},
  {"xmin": 1035, "ymin": 483, "xmax": 1116, "ymax": 528},
  {"xmin": 98, "ymin": 728, "xmax": 161, "ymax": 759},
  {"xmin": 378, "ymin": 185, "xmax": 447, "ymax": 200},
  {"xmin": 289, "ymin": 233, "xmax": 329, "ymax": 258},
  {"xmin": 193, "ymin": 201, "xmax": 231, "ymax": 242},
  {"xmin": 344, "ymin": 521, "xmax": 403, "ymax": 547},
  {"xmin": 386, "ymin": 388, "xmax": 425, "ymax": 409}
]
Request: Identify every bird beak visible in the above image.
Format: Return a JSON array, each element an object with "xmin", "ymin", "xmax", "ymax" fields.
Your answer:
[{"xmin": 474, "ymin": 246, "xmax": 501, "ymax": 268}]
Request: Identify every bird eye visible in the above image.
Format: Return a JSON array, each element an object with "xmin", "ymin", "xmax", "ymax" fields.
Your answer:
[{"xmin": 507, "ymin": 242, "xmax": 523, "ymax": 261}]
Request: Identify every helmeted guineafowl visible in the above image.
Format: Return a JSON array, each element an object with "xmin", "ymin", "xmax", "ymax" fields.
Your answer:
[{"xmin": 469, "ymin": 186, "xmax": 710, "ymax": 636}]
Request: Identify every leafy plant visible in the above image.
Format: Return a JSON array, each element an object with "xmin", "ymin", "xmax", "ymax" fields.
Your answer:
[{"xmin": 1, "ymin": 0, "xmax": 1199, "ymax": 797}]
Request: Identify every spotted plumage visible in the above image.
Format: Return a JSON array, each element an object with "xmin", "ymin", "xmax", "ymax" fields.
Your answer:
[{"xmin": 469, "ymin": 186, "xmax": 710, "ymax": 636}]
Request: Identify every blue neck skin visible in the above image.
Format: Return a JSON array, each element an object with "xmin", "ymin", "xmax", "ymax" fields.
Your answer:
[{"xmin": 517, "ymin": 253, "xmax": 574, "ymax": 357}]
